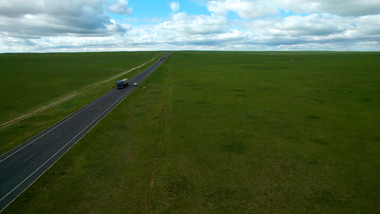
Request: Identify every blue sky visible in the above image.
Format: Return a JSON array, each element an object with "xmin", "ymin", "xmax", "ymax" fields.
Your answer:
[
  {"xmin": 110, "ymin": 1, "xmax": 211, "ymax": 25},
  {"xmin": 0, "ymin": 0, "xmax": 380, "ymax": 52}
]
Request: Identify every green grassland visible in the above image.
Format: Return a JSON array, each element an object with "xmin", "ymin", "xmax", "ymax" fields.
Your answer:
[
  {"xmin": 4, "ymin": 52, "xmax": 380, "ymax": 213},
  {"xmin": 0, "ymin": 51, "xmax": 163, "ymax": 154}
]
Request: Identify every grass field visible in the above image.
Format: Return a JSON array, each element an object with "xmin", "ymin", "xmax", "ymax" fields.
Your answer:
[
  {"xmin": 0, "ymin": 51, "xmax": 163, "ymax": 155},
  {"xmin": 3, "ymin": 52, "xmax": 380, "ymax": 213}
]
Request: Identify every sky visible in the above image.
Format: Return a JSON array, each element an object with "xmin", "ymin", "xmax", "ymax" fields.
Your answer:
[{"xmin": 0, "ymin": 0, "xmax": 380, "ymax": 52}]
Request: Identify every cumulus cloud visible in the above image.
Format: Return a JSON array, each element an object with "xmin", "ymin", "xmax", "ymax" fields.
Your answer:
[
  {"xmin": 120, "ymin": 12, "xmax": 243, "ymax": 50},
  {"xmin": 109, "ymin": 0, "xmax": 132, "ymax": 14},
  {"xmin": 271, "ymin": 14, "xmax": 346, "ymax": 36},
  {"xmin": 240, "ymin": 13, "xmax": 380, "ymax": 48},
  {"xmin": 282, "ymin": 0, "xmax": 380, "ymax": 16},
  {"xmin": 170, "ymin": 2, "xmax": 180, "ymax": 12},
  {"xmin": 206, "ymin": 0, "xmax": 380, "ymax": 19},
  {"xmin": 0, "ymin": 0, "xmax": 127, "ymax": 38},
  {"xmin": 163, "ymin": 12, "xmax": 228, "ymax": 35},
  {"xmin": 130, "ymin": 11, "xmax": 380, "ymax": 51}
]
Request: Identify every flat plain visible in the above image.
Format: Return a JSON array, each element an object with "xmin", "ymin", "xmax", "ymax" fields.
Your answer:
[{"xmin": 3, "ymin": 52, "xmax": 380, "ymax": 213}]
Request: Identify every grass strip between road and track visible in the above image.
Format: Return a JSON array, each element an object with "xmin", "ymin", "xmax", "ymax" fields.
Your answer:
[{"xmin": 0, "ymin": 57, "xmax": 156, "ymax": 129}]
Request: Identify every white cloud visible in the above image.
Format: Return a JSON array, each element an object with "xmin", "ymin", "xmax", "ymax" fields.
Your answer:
[
  {"xmin": 0, "ymin": 0, "xmax": 127, "ymax": 38},
  {"xmin": 239, "ymin": 13, "xmax": 380, "ymax": 48},
  {"xmin": 109, "ymin": 0, "xmax": 132, "ymax": 14},
  {"xmin": 115, "ymin": 12, "xmax": 243, "ymax": 50},
  {"xmin": 170, "ymin": 2, "xmax": 180, "ymax": 12},
  {"xmin": 207, "ymin": 0, "xmax": 277, "ymax": 18},
  {"xmin": 0, "ymin": 0, "xmax": 105, "ymax": 18},
  {"xmin": 163, "ymin": 12, "xmax": 228, "ymax": 35},
  {"xmin": 271, "ymin": 14, "xmax": 346, "ymax": 36},
  {"xmin": 282, "ymin": 0, "xmax": 380, "ymax": 16},
  {"xmin": 206, "ymin": 0, "xmax": 380, "ymax": 19}
]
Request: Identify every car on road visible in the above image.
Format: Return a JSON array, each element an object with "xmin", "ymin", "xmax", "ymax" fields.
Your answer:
[{"xmin": 133, "ymin": 82, "xmax": 138, "ymax": 86}]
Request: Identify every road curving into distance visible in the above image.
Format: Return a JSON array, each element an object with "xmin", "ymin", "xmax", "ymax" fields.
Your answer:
[{"xmin": 0, "ymin": 52, "xmax": 170, "ymax": 212}]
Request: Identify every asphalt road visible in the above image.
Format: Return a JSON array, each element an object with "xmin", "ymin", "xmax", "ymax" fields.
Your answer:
[{"xmin": 0, "ymin": 52, "xmax": 170, "ymax": 211}]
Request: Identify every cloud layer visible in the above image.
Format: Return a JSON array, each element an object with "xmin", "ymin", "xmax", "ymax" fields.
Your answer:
[
  {"xmin": 0, "ymin": 0, "xmax": 379, "ymax": 52},
  {"xmin": 282, "ymin": 0, "xmax": 380, "ymax": 16}
]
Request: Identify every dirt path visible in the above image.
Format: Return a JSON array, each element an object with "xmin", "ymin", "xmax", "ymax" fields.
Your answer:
[{"xmin": 0, "ymin": 58, "xmax": 156, "ymax": 129}]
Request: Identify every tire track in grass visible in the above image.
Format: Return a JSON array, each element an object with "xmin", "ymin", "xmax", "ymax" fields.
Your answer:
[
  {"xmin": 0, "ymin": 58, "xmax": 156, "ymax": 129},
  {"xmin": 147, "ymin": 72, "xmax": 172, "ymax": 212},
  {"xmin": 147, "ymin": 104, "xmax": 167, "ymax": 210}
]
